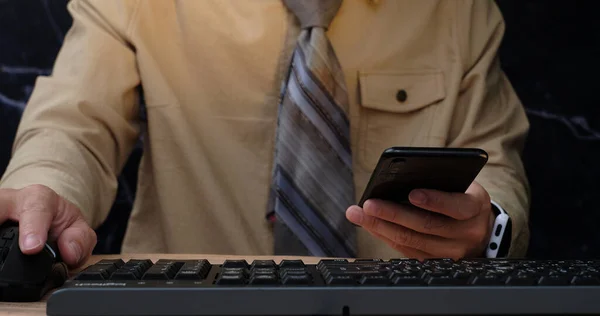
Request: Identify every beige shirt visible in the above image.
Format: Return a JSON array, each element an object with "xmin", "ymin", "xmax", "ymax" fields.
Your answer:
[{"xmin": 0, "ymin": 0, "xmax": 531, "ymax": 258}]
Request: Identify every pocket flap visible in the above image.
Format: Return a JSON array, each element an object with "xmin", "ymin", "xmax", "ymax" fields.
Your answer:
[{"xmin": 358, "ymin": 69, "xmax": 445, "ymax": 113}]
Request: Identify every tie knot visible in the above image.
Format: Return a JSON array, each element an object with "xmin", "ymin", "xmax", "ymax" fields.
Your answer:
[{"xmin": 283, "ymin": 0, "xmax": 342, "ymax": 29}]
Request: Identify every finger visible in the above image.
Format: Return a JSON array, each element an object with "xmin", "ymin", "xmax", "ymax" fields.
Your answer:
[
  {"xmin": 358, "ymin": 212, "xmax": 467, "ymax": 258},
  {"xmin": 56, "ymin": 217, "xmax": 97, "ymax": 268},
  {"xmin": 408, "ymin": 187, "xmax": 483, "ymax": 220},
  {"xmin": 362, "ymin": 199, "xmax": 460, "ymax": 239},
  {"xmin": 346, "ymin": 205, "xmax": 366, "ymax": 226},
  {"xmin": 349, "ymin": 206, "xmax": 472, "ymax": 259},
  {"xmin": 352, "ymin": 206, "xmax": 433, "ymax": 251},
  {"xmin": 369, "ymin": 230, "xmax": 431, "ymax": 261},
  {"xmin": 365, "ymin": 216, "xmax": 435, "ymax": 253},
  {"xmin": 16, "ymin": 191, "xmax": 57, "ymax": 254},
  {"xmin": 365, "ymin": 221, "xmax": 468, "ymax": 260}
]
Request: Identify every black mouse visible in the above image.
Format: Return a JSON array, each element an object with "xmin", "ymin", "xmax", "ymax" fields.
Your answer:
[{"xmin": 0, "ymin": 220, "xmax": 68, "ymax": 302}]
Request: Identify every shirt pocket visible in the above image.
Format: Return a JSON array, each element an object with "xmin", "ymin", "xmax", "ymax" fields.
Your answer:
[{"xmin": 356, "ymin": 69, "xmax": 446, "ymax": 169}]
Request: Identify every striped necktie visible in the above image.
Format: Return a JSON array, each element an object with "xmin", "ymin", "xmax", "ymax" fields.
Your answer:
[{"xmin": 269, "ymin": 0, "xmax": 356, "ymax": 258}]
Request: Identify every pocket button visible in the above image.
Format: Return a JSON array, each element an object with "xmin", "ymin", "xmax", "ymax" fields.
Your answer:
[{"xmin": 396, "ymin": 89, "xmax": 408, "ymax": 103}]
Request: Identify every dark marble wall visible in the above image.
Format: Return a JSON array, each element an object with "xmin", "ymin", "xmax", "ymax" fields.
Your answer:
[
  {"xmin": 496, "ymin": 0, "xmax": 600, "ymax": 259},
  {"xmin": 1, "ymin": 0, "xmax": 598, "ymax": 258}
]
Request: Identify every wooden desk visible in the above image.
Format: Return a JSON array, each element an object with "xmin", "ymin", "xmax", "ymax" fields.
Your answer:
[{"xmin": 0, "ymin": 253, "xmax": 321, "ymax": 316}]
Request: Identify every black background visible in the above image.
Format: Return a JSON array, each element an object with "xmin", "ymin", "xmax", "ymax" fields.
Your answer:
[{"xmin": 1, "ymin": 0, "xmax": 599, "ymax": 258}]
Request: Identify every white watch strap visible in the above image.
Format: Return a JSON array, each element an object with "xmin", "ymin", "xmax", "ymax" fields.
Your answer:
[{"xmin": 486, "ymin": 200, "xmax": 510, "ymax": 258}]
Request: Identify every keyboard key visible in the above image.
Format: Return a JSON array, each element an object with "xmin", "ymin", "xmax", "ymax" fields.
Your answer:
[
  {"xmin": 505, "ymin": 275, "xmax": 538, "ymax": 286},
  {"xmin": 179, "ymin": 260, "xmax": 211, "ymax": 278},
  {"xmin": 142, "ymin": 269, "xmax": 171, "ymax": 280},
  {"xmin": 571, "ymin": 276, "xmax": 600, "ymax": 285},
  {"xmin": 317, "ymin": 259, "xmax": 348, "ymax": 271},
  {"xmin": 471, "ymin": 275, "xmax": 506, "ymax": 285},
  {"xmin": 96, "ymin": 259, "xmax": 125, "ymax": 269},
  {"xmin": 111, "ymin": 267, "xmax": 143, "ymax": 280},
  {"xmin": 222, "ymin": 260, "xmax": 249, "ymax": 269},
  {"xmin": 280, "ymin": 267, "xmax": 308, "ymax": 274},
  {"xmin": 181, "ymin": 259, "xmax": 210, "ymax": 267},
  {"xmin": 359, "ymin": 275, "xmax": 390, "ymax": 285},
  {"xmin": 110, "ymin": 259, "xmax": 153, "ymax": 280},
  {"xmin": 175, "ymin": 270, "xmax": 204, "ymax": 280},
  {"xmin": 322, "ymin": 269, "xmax": 385, "ymax": 282},
  {"xmin": 282, "ymin": 274, "xmax": 312, "ymax": 285},
  {"xmin": 127, "ymin": 259, "xmax": 153, "ymax": 270},
  {"xmin": 280, "ymin": 269, "xmax": 311, "ymax": 283},
  {"xmin": 326, "ymin": 275, "xmax": 356, "ymax": 285},
  {"xmin": 388, "ymin": 270, "xmax": 422, "ymax": 279},
  {"xmin": 76, "ymin": 265, "xmax": 116, "ymax": 280},
  {"xmin": 252, "ymin": 268, "xmax": 276, "ymax": 275},
  {"xmin": 426, "ymin": 271, "xmax": 452, "ymax": 277},
  {"xmin": 322, "ymin": 266, "xmax": 374, "ymax": 274},
  {"xmin": 75, "ymin": 270, "xmax": 105, "ymax": 281},
  {"xmin": 458, "ymin": 259, "xmax": 486, "ymax": 266},
  {"xmin": 280, "ymin": 269, "xmax": 308, "ymax": 280},
  {"xmin": 423, "ymin": 259, "xmax": 455, "ymax": 268},
  {"xmin": 319, "ymin": 259, "xmax": 349, "ymax": 264},
  {"xmin": 216, "ymin": 274, "xmax": 246, "ymax": 285},
  {"xmin": 222, "ymin": 267, "xmax": 248, "ymax": 277},
  {"xmin": 453, "ymin": 271, "xmax": 472, "ymax": 279},
  {"xmin": 279, "ymin": 260, "xmax": 305, "ymax": 269},
  {"xmin": 427, "ymin": 275, "xmax": 468, "ymax": 286},
  {"xmin": 250, "ymin": 260, "xmax": 276, "ymax": 270},
  {"xmin": 250, "ymin": 271, "xmax": 277, "ymax": 281},
  {"xmin": 143, "ymin": 263, "xmax": 181, "ymax": 280},
  {"xmin": 391, "ymin": 275, "xmax": 424, "ymax": 286},
  {"xmin": 354, "ymin": 258, "xmax": 383, "ymax": 262},
  {"xmin": 249, "ymin": 274, "xmax": 279, "ymax": 285},
  {"xmin": 155, "ymin": 260, "xmax": 185, "ymax": 271},
  {"xmin": 389, "ymin": 259, "xmax": 421, "ymax": 266},
  {"xmin": 538, "ymin": 275, "xmax": 571, "ymax": 286}
]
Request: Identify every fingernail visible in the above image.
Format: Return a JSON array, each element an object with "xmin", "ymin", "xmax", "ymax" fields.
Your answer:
[
  {"xmin": 410, "ymin": 190, "xmax": 427, "ymax": 204},
  {"xmin": 69, "ymin": 241, "xmax": 82, "ymax": 263},
  {"xmin": 347, "ymin": 207, "xmax": 364, "ymax": 224},
  {"xmin": 23, "ymin": 234, "xmax": 42, "ymax": 250}
]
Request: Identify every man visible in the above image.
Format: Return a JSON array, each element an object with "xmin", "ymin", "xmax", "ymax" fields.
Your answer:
[{"xmin": 0, "ymin": 0, "xmax": 530, "ymax": 269}]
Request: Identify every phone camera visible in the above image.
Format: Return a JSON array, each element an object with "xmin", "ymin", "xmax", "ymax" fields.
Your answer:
[{"xmin": 387, "ymin": 158, "xmax": 406, "ymax": 174}]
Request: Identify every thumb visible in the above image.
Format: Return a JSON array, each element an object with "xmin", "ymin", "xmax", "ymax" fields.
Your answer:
[
  {"xmin": 57, "ymin": 217, "xmax": 97, "ymax": 267},
  {"xmin": 466, "ymin": 181, "xmax": 491, "ymax": 205}
]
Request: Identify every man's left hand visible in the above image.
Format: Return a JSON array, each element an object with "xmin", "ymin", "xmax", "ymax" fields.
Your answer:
[{"xmin": 346, "ymin": 181, "xmax": 495, "ymax": 260}]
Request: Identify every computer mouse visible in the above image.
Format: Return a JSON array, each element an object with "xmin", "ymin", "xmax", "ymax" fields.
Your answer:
[{"xmin": 0, "ymin": 220, "xmax": 68, "ymax": 302}]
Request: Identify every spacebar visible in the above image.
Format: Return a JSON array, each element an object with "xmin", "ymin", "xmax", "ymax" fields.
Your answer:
[{"xmin": 427, "ymin": 277, "xmax": 468, "ymax": 285}]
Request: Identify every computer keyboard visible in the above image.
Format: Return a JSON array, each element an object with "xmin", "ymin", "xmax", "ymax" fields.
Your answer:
[{"xmin": 46, "ymin": 257, "xmax": 600, "ymax": 315}]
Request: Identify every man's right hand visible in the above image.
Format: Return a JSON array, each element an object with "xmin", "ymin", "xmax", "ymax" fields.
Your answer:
[{"xmin": 0, "ymin": 184, "xmax": 96, "ymax": 268}]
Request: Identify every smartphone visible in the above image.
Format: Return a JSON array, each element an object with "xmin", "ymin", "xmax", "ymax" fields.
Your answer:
[{"xmin": 358, "ymin": 147, "xmax": 488, "ymax": 207}]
